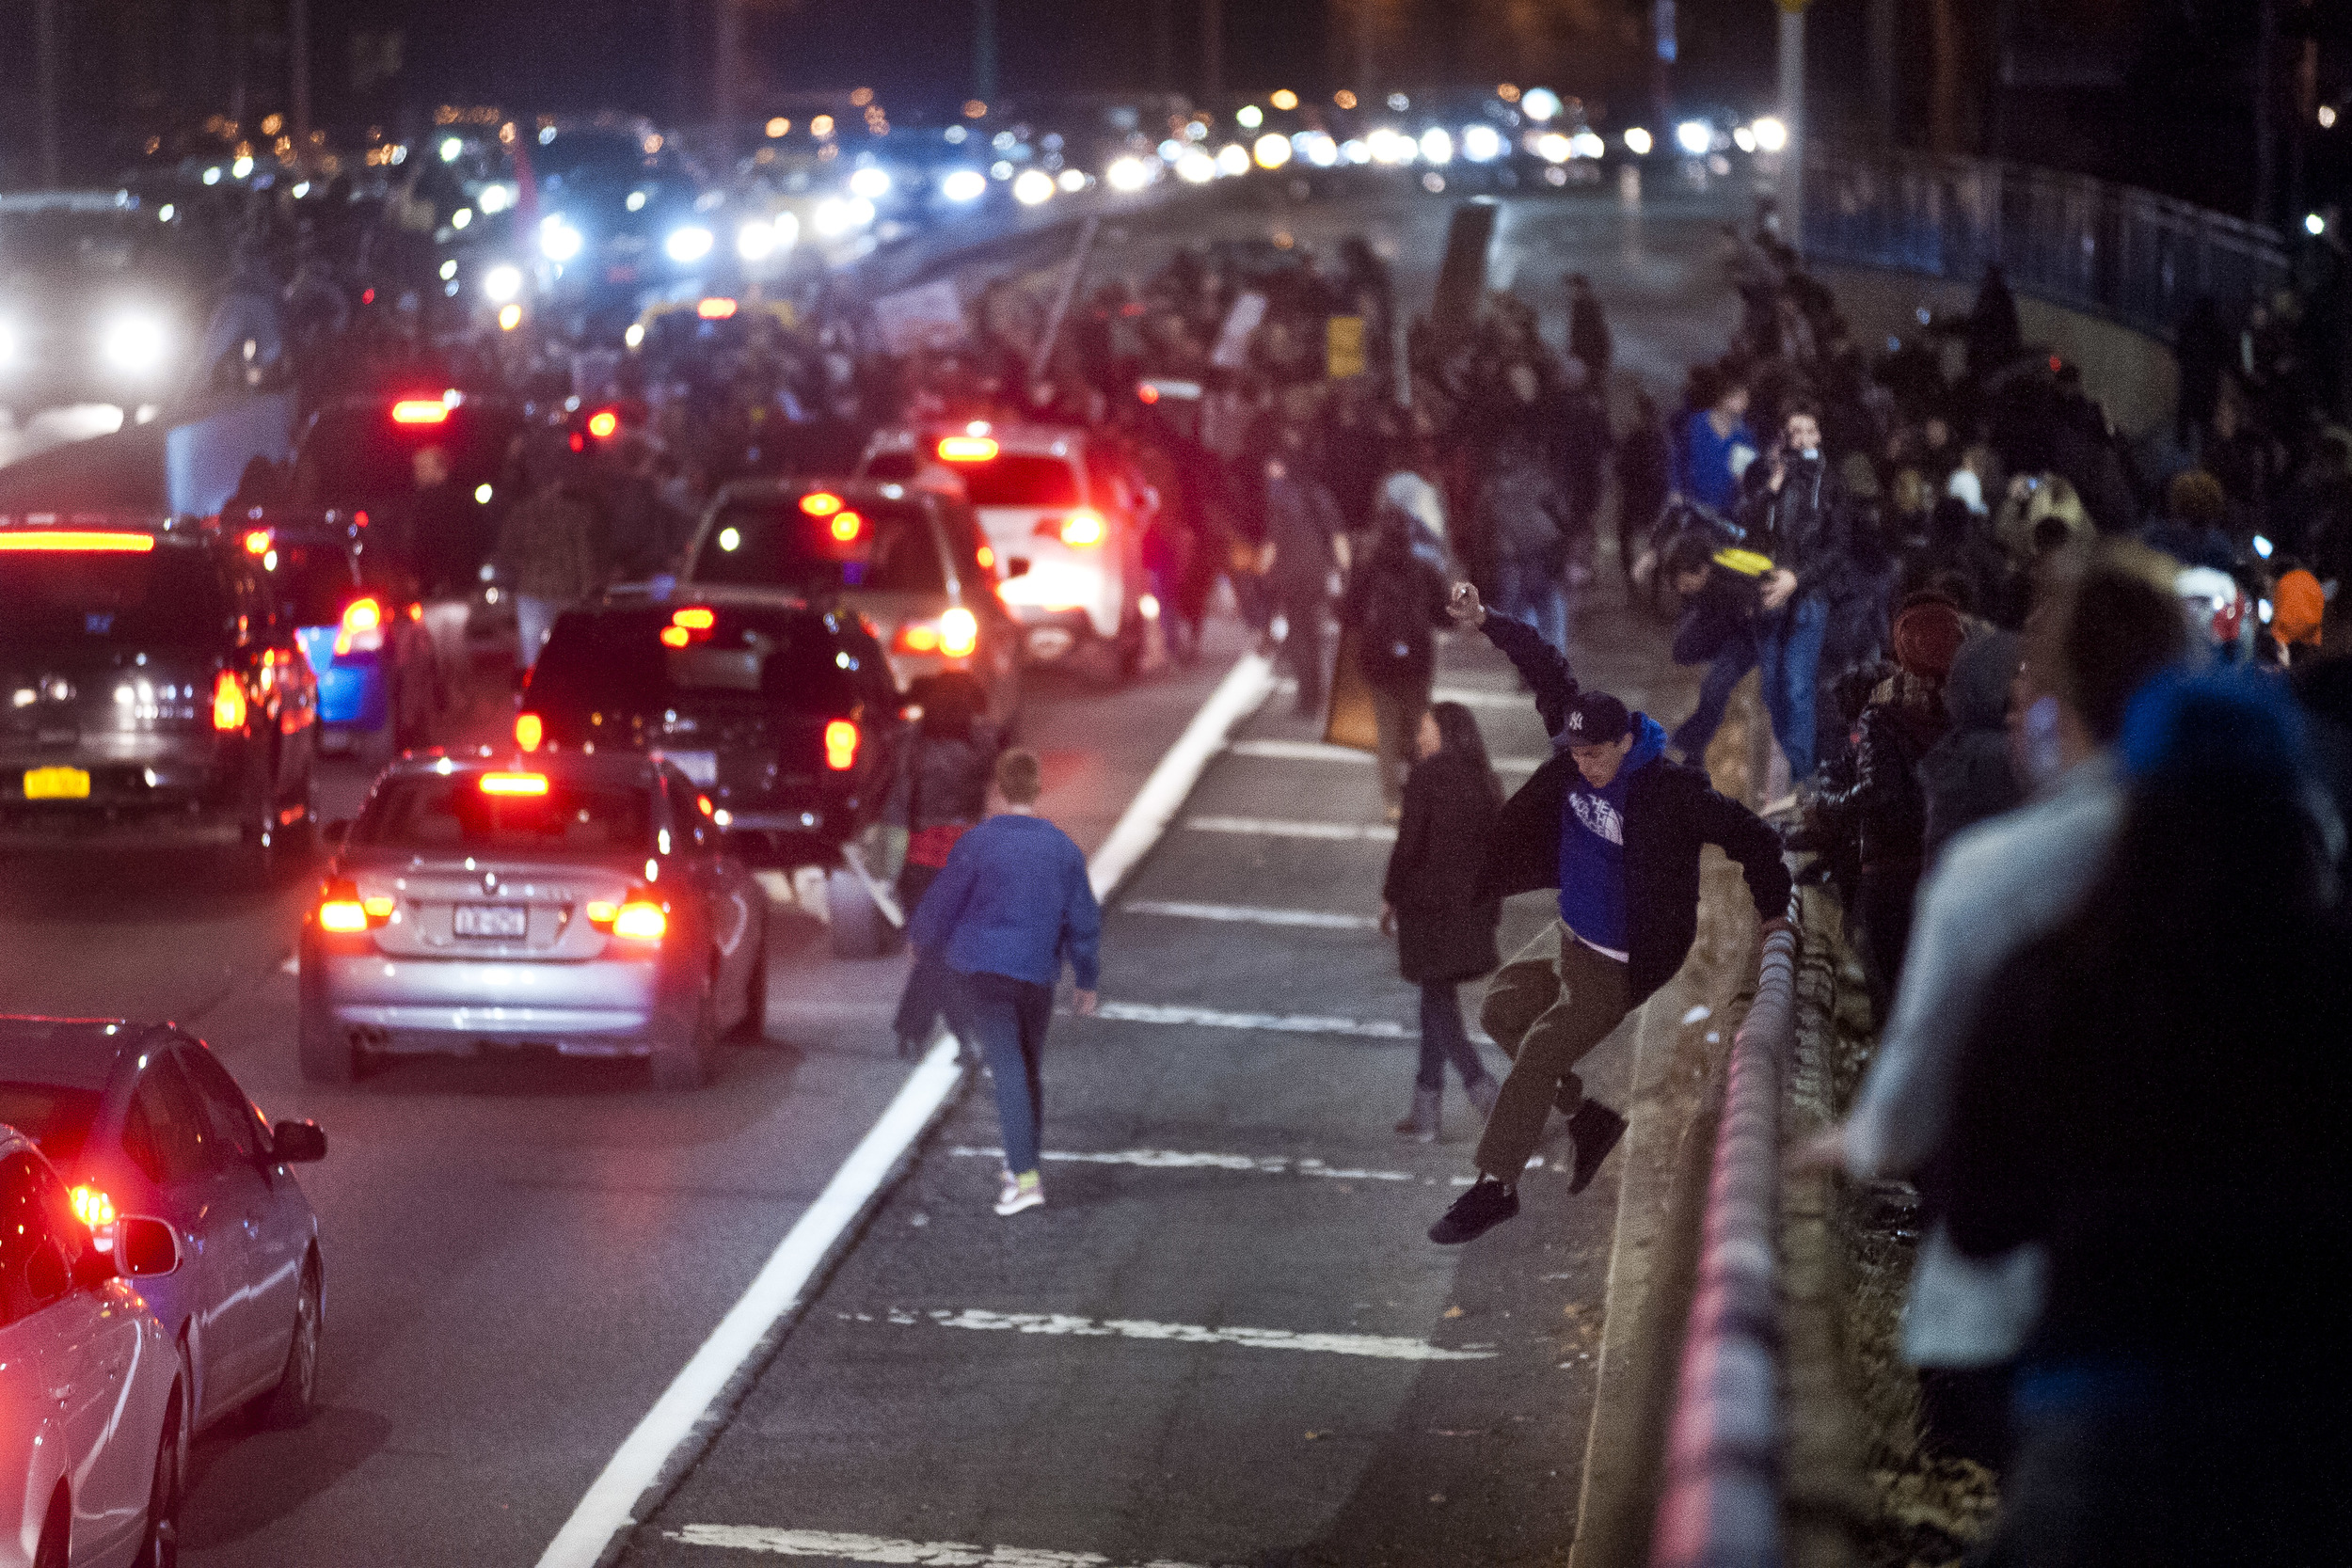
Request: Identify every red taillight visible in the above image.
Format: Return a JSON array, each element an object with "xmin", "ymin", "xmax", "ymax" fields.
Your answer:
[
  {"xmin": 480, "ymin": 771, "xmax": 549, "ymax": 796},
  {"xmin": 335, "ymin": 595, "xmax": 385, "ymax": 657},
  {"xmin": 70, "ymin": 1185, "xmax": 116, "ymax": 1228},
  {"xmin": 672, "ymin": 606, "xmax": 715, "ymax": 629},
  {"xmin": 0, "ymin": 531, "xmax": 156, "ymax": 553},
  {"xmin": 660, "ymin": 625, "xmax": 692, "ymax": 647},
  {"xmin": 897, "ymin": 622, "xmax": 943, "ymax": 654},
  {"xmin": 316, "ymin": 877, "xmax": 389, "ymax": 932},
  {"xmin": 938, "ymin": 607, "xmax": 979, "ymax": 658},
  {"xmin": 390, "ymin": 400, "xmax": 452, "ymax": 424},
  {"xmin": 612, "ymin": 901, "xmax": 668, "ymax": 940},
  {"xmin": 696, "ymin": 297, "xmax": 739, "ymax": 320},
  {"xmin": 976, "ymin": 545, "xmax": 995, "ymax": 570},
  {"xmin": 938, "ymin": 436, "xmax": 999, "ymax": 462},
  {"xmin": 1058, "ymin": 510, "xmax": 1106, "ymax": 547},
  {"xmin": 243, "ymin": 528, "xmax": 272, "ymax": 555},
  {"xmin": 587, "ymin": 408, "xmax": 620, "ymax": 439},
  {"xmin": 800, "ymin": 492, "xmax": 844, "ymax": 516},
  {"xmin": 213, "ymin": 670, "xmax": 247, "ymax": 732},
  {"xmin": 829, "ymin": 511, "xmax": 864, "ymax": 543},
  {"xmin": 515, "ymin": 711, "xmax": 544, "ymax": 752},
  {"xmin": 824, "ymin": 719, "xmax": 859, "ymax": 770}
]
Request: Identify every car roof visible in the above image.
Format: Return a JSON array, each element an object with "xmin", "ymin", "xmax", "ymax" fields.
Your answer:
[
  {"xmin": 0, "ymin": 1016, "xmax": 158, "ymax": 1092},
  {"xmin": 375, "ymin": 750, "xmax": 667, "ymax": 787}
]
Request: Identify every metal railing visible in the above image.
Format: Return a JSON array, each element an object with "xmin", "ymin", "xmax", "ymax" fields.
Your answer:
[
  {"xmin": 1651, "ymin": 915, "xmax": 1801, "ymax": 1568},
  {"xmin": 1803, "ymin": 146, "xmax": 2293, "ymax": 341}
]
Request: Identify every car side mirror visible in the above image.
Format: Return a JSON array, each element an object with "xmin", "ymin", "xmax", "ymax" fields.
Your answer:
[
  {"xmin": 271, "ymin": 1119, "xmax": 328, "ymax": 1164},
  {"xmin": 110, "ymin": 1217, "xmax": 181, "ymax": 1277},
  {"xmin": 1005, "ymin": 557, "xmax": 1032, "ymax": 579}
]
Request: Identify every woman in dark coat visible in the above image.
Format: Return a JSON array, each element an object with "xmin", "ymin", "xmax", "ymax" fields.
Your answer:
[
  {"xmin": 1380, "ymin": 702, "xmax": 1504, "ymax": 1140},
  {"xmin": 888, "ymin": 673, "xmax": 998, "ymax": 1057}
]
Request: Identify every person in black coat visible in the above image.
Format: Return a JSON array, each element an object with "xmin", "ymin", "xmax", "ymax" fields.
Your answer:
[{"xmin": 1381, "ymin": 702, "xmax": 1505, "ymax": 1141}]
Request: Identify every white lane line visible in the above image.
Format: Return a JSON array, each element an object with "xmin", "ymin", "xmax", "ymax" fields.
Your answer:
[
  {"xmin": 1227, "ymin": 737, "xmax": 1540, "ymax": 770},
  {"xmin": 1184, "ymin": 816, "xmax": 1396, "ymax": 842},
  {"xmin": 1090, "ymin": 1001, "xmax": 1411, "ymax": 1039},
  {"xmin": 535, "ymin": 653, "xmax": 1279, "ymax": 1568},
  {"xmin": 946, "ymin": 1146, "xmax": 1418, "ymax": 1181},
  {"xmin": 1120, "ymin": 899, "xmax": 1377, "ymax": 930},
  {"xmin": 917, "ymin": 1308, "xmax": 1495, "ymax": 1361},
  {"xmin": 668, "ymin": 1523, "xmax": 1221, "ymax": 1566}
]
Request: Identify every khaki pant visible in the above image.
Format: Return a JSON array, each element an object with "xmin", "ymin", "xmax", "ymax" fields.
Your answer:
[
  {"xmin": 1369, "ymin": 680, "xmax": 1431, "ymax": 808},
  {"xmin": 1473, "ymin": 920, "xmax": 1633, "ymax": 1179}
]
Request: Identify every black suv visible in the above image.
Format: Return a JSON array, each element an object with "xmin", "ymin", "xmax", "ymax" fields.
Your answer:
[
  {"xmin": 514, "ymin": 586, "xmax": 901, "ymax": 955},
  {"xmin": 0, "ymin": 515, "xmax": 316, "ymax": 873}
]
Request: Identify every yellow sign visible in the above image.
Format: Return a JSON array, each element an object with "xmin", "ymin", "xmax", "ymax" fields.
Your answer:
[
  {"xmin": 23, "ymin": 766, "xmax": 91, "ymax": 800},
  {"xmin": 1327, "ymin": 316, "xmax": 1367, "ymax": 379}
]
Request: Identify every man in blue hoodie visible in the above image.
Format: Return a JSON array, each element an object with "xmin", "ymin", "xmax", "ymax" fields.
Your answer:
[
  {"xmin": 1430, "ymin": 583, "xmax": 1791, "ymax": 1244},
  {"xmin": 907, "ymin": 748, "xmax": 1103, "ymax": 1217}
]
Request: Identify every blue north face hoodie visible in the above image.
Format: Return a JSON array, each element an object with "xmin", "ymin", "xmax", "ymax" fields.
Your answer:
[{"xmin": 1556, "ymin": 713, "xmax": 1671, "ymax": 956}]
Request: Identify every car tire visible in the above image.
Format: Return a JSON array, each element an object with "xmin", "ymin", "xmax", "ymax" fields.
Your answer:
[
  {"xmin": 649, "ymin": 986, "xmax": 715, "ymax": 1090},
  {"xmin": 263, "ymin": 1257, "xmax": 325, "ymax": 1428},
  {"xmin": 731, "ymin": 910, "xmax": 770, "ymax": 1042},
  {"xmin": 298, "ymin": 1008, "xmax": 358, "ymax": 1085},
  {"xmin": 134, "ymin": 1381, "xmax": 185, "ymax": 1568},
  {"xmin": 826, "ymin": 866, "xmax": 894, "ymax": 959}
]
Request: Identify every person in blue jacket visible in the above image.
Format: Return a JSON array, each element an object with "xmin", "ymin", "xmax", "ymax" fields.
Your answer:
[
  {"xmin": 1669, "ymin": 367, "xmax": 1757, "ymax": 517},
  {"xmin": 906, "ymin": 748, "xmax": 1103, "ymax": 1217}
]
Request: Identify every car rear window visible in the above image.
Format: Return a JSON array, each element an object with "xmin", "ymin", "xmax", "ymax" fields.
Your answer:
[
  {"xmin": 690, "ymin": 496, "xmax": 946, "ymax": 595},
  {"xmin": 529, "ymin": 606, "xmax": 868, "ymax": 712},
  {"xmin": 295, "ymin": 405, "xmax": 507, "ymax": 500},
  {"xmin": 353, "ymin": 773, "xmax": 656, "ymax": 855},
  {"xmin": 0, "ymin": 1084, "xmax": 103, "ymax": 1164},
  {"xmin": 269, "ymin": 544, "xmax": 359, "ymax": 627},
  {"xmin": 946, "ymin": 454, "xmax": 1081, "ymax": 509},
  {"xmin": 0, "ymin": 546, "xmax": 230, "ymax": 648}
]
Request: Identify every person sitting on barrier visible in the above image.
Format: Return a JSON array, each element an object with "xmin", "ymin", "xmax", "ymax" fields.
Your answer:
[{"xmin": 1426, "ymin": 582, "xmax": 1793, "ymax": 1245}]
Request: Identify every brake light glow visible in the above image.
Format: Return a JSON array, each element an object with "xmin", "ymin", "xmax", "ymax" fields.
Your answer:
[
  {"xmin": 697, "ymin": 794, "xmax": 715, "ymax": 816},
  {"xmin": 243, "ymin": 529, "xmax": 272, "ymax": 555},
  {"xmin": 612, "ymin": 900, "xmax": 668, "ymax": 940},
  {"xmin": 390, "ymin": 400, "xmax": 452, "ymax": 424},
  {"xmin": 515, "ymin": 711, "xmax": 544, "ymax": 752},
  {"xmin": 0, "ymin": 531, "xmax": 156, "ymax": 553},
  {"xmin": 824, "ymin": 719, "xmax": 859, "ymax": 770},
  {"xmin": 584, "ymin": 900, "xmax": 619, "ymax": 927},
  {"xmin": 898, "ymin": 622, "xmax": 941, "ymax": 653},
  {"xmin": 697, "ymin": 297, "xmax": 739, "ymax": 320},
  {"xmin": 70, "ymin": 1185, "xmax": 116, "ymax": 1228},
  {"xmin": 800, "ymin": 492, "xmax": 844, "ymax": 516},
  {"xmin": 1059, "ymin": 510, "xmax": 1107, "ymax": 547},
  {"xmin": 212, "ymin": 669, "xmax": 247, "ymax": 731},
  {"xmin": 480, "ymin": 771, "xmax": 550, "ymax": 796},
  {"xmin": 672, "ymin": 606, "xmax": 716, "ymax": 630},
  {"xmin": 586, "ymin": 408, "xmax": 620, "ymax": 439},
  {"xmin": 317, "ymin": 897, "xmax": 369, "ymax": 933},
  {"xmin": 362, "ymin": 895, "xmax": 395, "ymax": 919},
  {"xmin": 829, "ymin": 511, "xmax": 864, "ymax": 543},
  {"xmin": 660, "ymin": 625, "xmax": 692, "ymax": 647},
  {"xmin": 939, "ymin": 607, "xmax": 979, "ymax": 658},
  {"xmin": 976, "ymin": 545, "xmax": 995, "ymax": 570},
  {"xmin": 938, "ymin": 436, "xmax": 999, "ymax": 462},
  {"xmin": 335, "ymin": 595, "xmax": 385, "ymax": 657}
]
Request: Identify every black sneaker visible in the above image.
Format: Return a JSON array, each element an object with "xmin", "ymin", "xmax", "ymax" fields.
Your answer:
[
  {"xmin": 1565, "ymin": 1101, "xmax": 1629, "ymax": 1194},
  {"xmin": 1428, "ymin": 1180, "xmax": 1519, "ymax": 1244}
]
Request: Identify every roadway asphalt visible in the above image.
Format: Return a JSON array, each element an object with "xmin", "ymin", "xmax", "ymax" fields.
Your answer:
[{"xmin": 0, "ymin": 173, "xmax": 1745, "ymax": 1566}]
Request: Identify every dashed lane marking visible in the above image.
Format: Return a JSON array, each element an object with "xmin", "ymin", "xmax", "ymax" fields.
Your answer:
[
  {"xmin": 1119, "ymin": 899, "xmax": 1378, "ymax": 930},
  {"xmin": 910, "ymin": 1308, "xmax": 1496, "ymax": 1361},
  {"xmin": 1184, "ymin": 816, "xmax": 1396, "ymax": 842},
  {"xmin": 667, "ymin": 1524, "xmax": 1223, "ymax": 1566},
  {"xmin": 1089, "ymin": 1001, "xmax": 1412, "ymax": 1038},
  {"xmin": 1226, "ymin": 737, "xmax": 1541, "ymax": 770},
  {"xmin": 946, "ymin": 1146, "xmax": 1418, "ymax": 1181}
]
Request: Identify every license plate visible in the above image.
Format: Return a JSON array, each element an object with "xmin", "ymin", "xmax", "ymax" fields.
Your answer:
[
  {"xmin": 662, "ymin": 750, "xmax": 718, "ymax": 785},
  {"xmin": 453, "ymin": 904, "xmax": 528, "ymax": 939},
  {"xmin": 23, "ymin": 766, "xmax": 90, "ymax": 800}
]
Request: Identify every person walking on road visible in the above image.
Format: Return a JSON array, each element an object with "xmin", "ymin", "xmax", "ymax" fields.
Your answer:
[
  {"xmin": 1263, "ymin": 441, "xmax": 1346, "ymax": 716},
  {"xmin": 1428, "ymin": 583, "xmax": 1793, "ymax": 1245},
  {"xmin": 1382, "ymin": 702, "xmax": 1506, "ymax": 1141},
  {"xmin": 888, "ymin": 673, "xmax": 1000, "ymax": 1058},
  {"xmin": 1341, "ymin": 509, "xmax": 1451, "ymax": 815},
  {"xmin": 906, "ymin": 749, "xmax": 1103, "ymax": 1217},
  {"xmin": 1566, "ymin": 273, "xmax": 1613, "ymax": 384}
]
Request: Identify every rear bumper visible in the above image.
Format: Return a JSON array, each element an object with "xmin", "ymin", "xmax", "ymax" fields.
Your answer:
[{"xmin": 306, "ymin": 947, "xmax": 677, "ymax": 1054}]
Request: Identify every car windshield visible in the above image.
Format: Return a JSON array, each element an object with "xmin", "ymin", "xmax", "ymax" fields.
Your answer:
[
  {"xmin": 353, "ymin": 773, "xmax": 655, "ymax": 855},
  {"xmin": 530, "ymin": 606, "xmax": 865, "ymax": 712},
  {"xmin": 0, "ymin": 1084, "xmax": 103, "ymax": 1164},
  {"xmin": 0, "ymin": 546, "xmax": 229, "ymax": 648},
  {"xmin": 0, "ymin": 211, "xmax": 148, "ymax": 277},
  {"xmin": 942, "ymin": 453, "xmax": 1081, "ymax": 509},
  {"xmin": 691, "ymin": 496, "xmax": 946, "ymax": 595}
]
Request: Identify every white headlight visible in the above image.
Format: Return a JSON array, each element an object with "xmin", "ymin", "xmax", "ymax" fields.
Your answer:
[
  {"xmin": 1676, "ymin": 119, "xmax": 1713, "ymax": 155},
  {"xmin": 439, "ymin": 136, "xmax": 463, "ymax": 163},
  {"xmin": 483, "ymin": 264, "xmax": 523, "ymax": 303},
  {"xmin": 1571, "ymin": 130, "xmax": 1605, "ymax": 159},
  {"xmin": 773, "ymin": 210, "xmax": 801, "ymax": 246},
  {"xmin": 478, "ymin": 183, "xmax": 511, "ymax": 213},
  {"xmin": 1536, "ymin": 133, "xmax": 1572, "ymax": 164},
  {"xmin": 1521, "ymin": 87, "xmax": 1563, "ymax": 122},
  {"xmin": 941, "ymin": 168, "xmax": 989, "ymax": 201},
  {"xmin": 102, "ymin": 315, "xmax": 167, "ymax": 372},
  {"xmin": 812, "ymin": 198, "xmax": 854, "ymax": 237},
  {"xmin": 1057, "ymin": 168, "xmax": 1086, "ymax": 192},
  {"xmin": 1420, "ymin": 128, "xmax": 1454, "ymax": 164},
  {"xmin": 1105, "ymin": 156, "xmax": 1151, "ymax": 192},
  {"xmin": 1462, "ymin": 125, "xmax": 1503, "ymax": 162},
  {"xmin": 739, "ymin": 221, "xmax": 776, "ymax": 261},
  {"xmin": 1306, "ymin": 135, "xmax": 1340, "ymax": 167},
  {"xmin": 624, "ymin": 322, "xmax": 645, "ymax": 349},
  {"xmin": 1750, "ymin": 116, "xmax": 1788, "ymax": 152},
  {"xmin": 1175, "ymin": 150, "xmax": 1216, "ymax": 184},
  {"xmin": 539, "ymin": 218, "xmax": 583, "ymax": 261},
  {"xmin": 1215, "ymin": 144, "xmax": 1250, "ymax": 176},
  {"xmin": 231, "ymin": 155, "xmax": 255, "ymax": 179},
  {"xmin": 1623, "ymin": 126, "xmax": 1654, "ymax": 155},
  {"xmin": 1235, "ymin": 105, "xmax": 1263, "ymax": 130},
  {"xmin": 848, "ymin": 166, "xmax": 892, "ymax": 200},
  {"xmin": 664, "ymin": 225, "xmax": 713, "ymax": 263},
  {"xmin": 1012, "ymin": 169, "xmax": 1056, "ymax": 205},
  {"xmin": 1253, "ymin": 133, "xmax": 1293, "ymax": 169}
]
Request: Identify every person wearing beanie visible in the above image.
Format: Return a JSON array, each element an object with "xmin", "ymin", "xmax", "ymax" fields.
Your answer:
[
  {"xmin": 1426, "ymin": 582, "xmax": 1792, "ymax": 1245},
  {"xmin": 2270, "ymin": 567, "xmax": 2327, "ymax": 663}
]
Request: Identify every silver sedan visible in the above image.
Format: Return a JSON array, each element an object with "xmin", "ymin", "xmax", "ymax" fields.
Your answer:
[{"xmin": 297, "ymin": 752, "xmax": 768, "ymax": 1088}]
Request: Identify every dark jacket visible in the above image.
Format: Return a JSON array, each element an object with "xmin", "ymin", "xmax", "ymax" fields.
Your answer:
[
  {"xmin": 1919, "ymin": 630, "xmax": 2023, "ymax": 863},
  {"xmin": 1382, "ymin": 750, "xmax": 1503, "ymax": 984},
  {"xmin": 1472, "ymin": 613, "xmax": 1793, "ymax": 1003},
  {"xmin": 1813, "ymin": 696, "xmax": 1940, "ymax": 869},
  {"xmin": 1341, "ymin": 532, "xmax": 1450, "ymax": 690},
  {"xmin": 886, "ymin": 719, "xmax": 999, "ymax": 832},
  {"xmin": 1737, "ymin": 451, "xmax": 1846, "ymax": 601}
]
